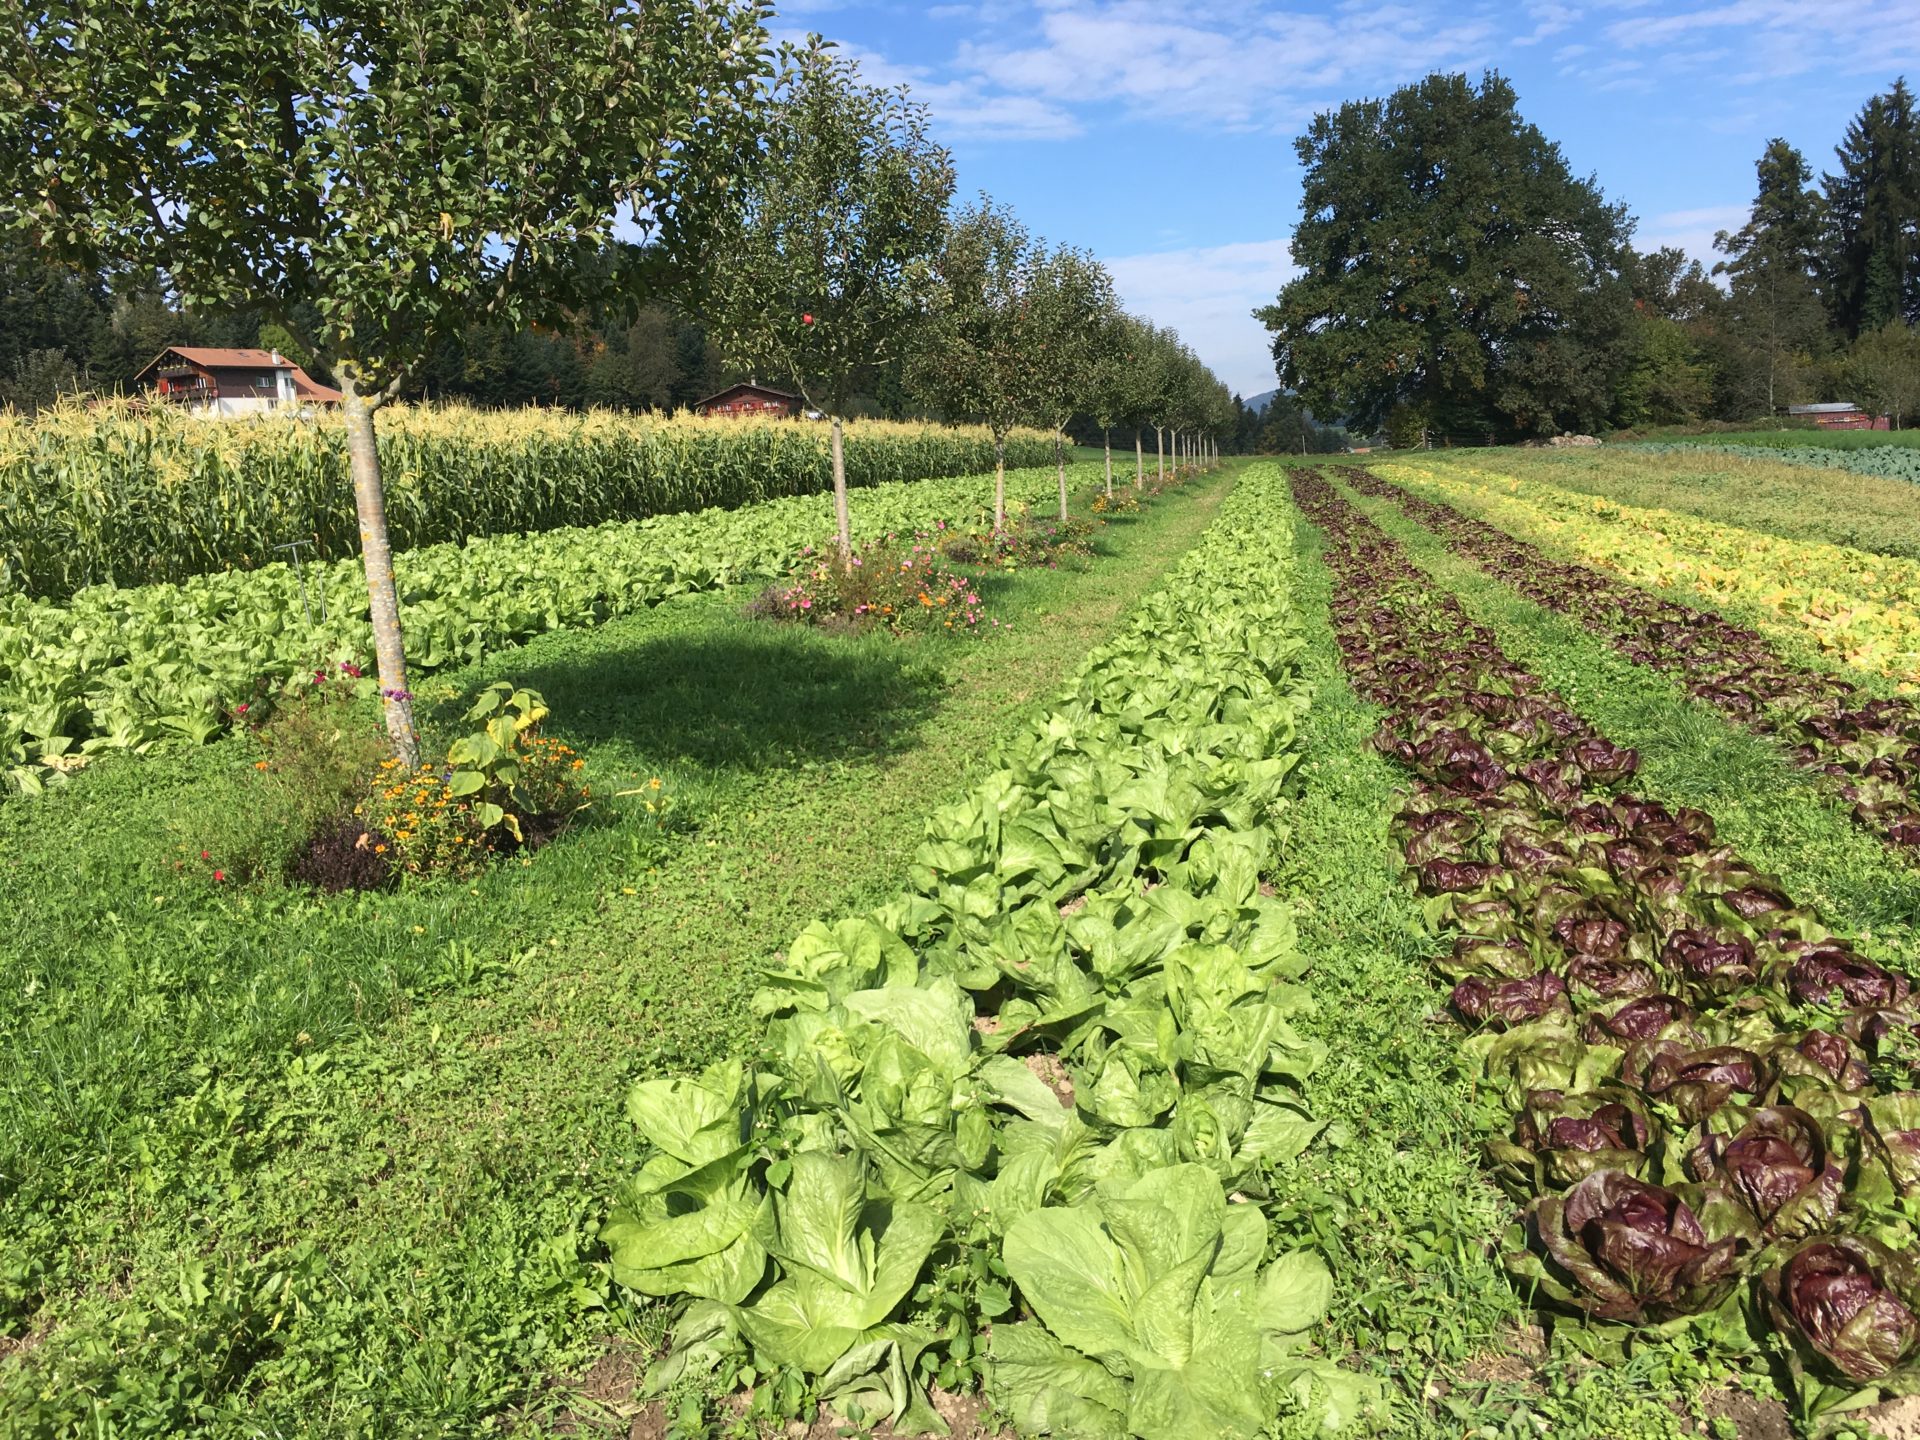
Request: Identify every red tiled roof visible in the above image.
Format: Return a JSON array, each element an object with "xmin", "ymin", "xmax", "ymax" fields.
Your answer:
[
  {"xmin": 289, "ymin": 366, "xmax": 343, "ymax": 404},
  {"xmin": 163, "ymin": 346, "xmax": 297, "ymax": 369}
]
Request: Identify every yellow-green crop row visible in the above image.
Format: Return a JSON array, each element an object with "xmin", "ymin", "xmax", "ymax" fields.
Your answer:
[
  {"xmin": 0, "ymin": 399, "xmax": 1059, "ymax": 599},
  {"xmin": 1374, "ymin": 459, "xmax": 1920, "ymax": 690}
]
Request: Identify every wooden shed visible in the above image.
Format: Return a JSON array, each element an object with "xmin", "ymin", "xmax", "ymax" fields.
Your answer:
[{"xmin": 691, "ymin": 382, "xmax": 800, "ymax": 419}]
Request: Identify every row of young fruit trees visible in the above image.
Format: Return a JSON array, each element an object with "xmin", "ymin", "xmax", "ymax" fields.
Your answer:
[{"xmin": 2, "ymin": 10, "xmax": 1238, "ymax": 772}]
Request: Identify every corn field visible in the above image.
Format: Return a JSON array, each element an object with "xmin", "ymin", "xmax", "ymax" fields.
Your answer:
[{"xmin": 0, "ymin": 400, "xmax": 1057, "ymax": 599}]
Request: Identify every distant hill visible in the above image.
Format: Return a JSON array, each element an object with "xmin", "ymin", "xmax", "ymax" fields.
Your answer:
[{"xmin": 1242, "ymin": 388, "xmax": 1282, "ymax": 413}]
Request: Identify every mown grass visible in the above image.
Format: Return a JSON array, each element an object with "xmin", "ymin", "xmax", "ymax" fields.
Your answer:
[
  {"xmin": 1267, "ymin": 486, "xmax": 1720, "ymax": 1440},
  {"xmin": 1420, "ymin": 447, "xmax": 1920, "ymax": 561},
  {"xmin": 1341, "ymin": 477, "xmax": 1920, "ymax": 979},
  {"xmin": 0, "ymin": 467, "xmax": 1234, "ymax": 1438}
]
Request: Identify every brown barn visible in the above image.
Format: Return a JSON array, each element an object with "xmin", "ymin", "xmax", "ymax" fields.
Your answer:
[
  {"xmin": 1787, "ymin": 401, "xmax": 1890, "ymax": 431},
  {"xmin": 691, "ymin": 382, "xmax": 800, "ymax": 419},
  {"xmin": 134, "ymin": 346, "xmax": 343, "ymax": 416}
]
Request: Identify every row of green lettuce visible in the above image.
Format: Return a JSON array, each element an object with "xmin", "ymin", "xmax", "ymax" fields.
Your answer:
[
  {"xmin": 1632, "ymin": 439, "xmax": 1920, "ymax": 484},
  {"xmin": 600, "ymin": 462, "xmax": 1374, "ymax": 1439},
  {"xmin": 0, "ymin": 463, "xmax": 1086, "ymax": 797}
]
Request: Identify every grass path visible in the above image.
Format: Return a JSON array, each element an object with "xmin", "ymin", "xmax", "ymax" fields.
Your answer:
[
  {"xmin": 0, "ymin": 471, "xmax": 1234, "ymax": 1438},
  {"xmin": 1337, "ymin": 475, "xmax": 1920, "ymax": 977}
]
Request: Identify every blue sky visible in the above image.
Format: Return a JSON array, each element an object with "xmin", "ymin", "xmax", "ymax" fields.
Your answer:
[{"xmin": 776, "ymin": 0, "xmax": 1920, "ymax": 396}]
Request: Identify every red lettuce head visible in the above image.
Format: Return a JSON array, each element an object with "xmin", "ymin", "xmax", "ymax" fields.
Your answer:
[
  {"xmin": 1564, "ymin": 954, "xmax": 1660, "ymax": 1001},
  {"xmin": 1861, "ymin": 1092, "xmax": 1920, "ymax": 1199},
  {"xmin": 1419, "ymin": 859, "xmax": 1504, "ymax": 895},
  {"xmin": 1522, "ymin": 1170, "xmax": 1749, "ymax": 1322},
  {"xmin": 1693, "ymin": 1106, "xmax": 1843, "ymax": 1240},
  {"xmin": 1793, "ymin": 1030, "xmax": 1872, "ymax": 1091},
  {"xmin": 1452, "ymin": 973, "xmax": 1570, "ymax": 1030},
  {"xmin": 1499, "ymin": 829, "xmax": 1571, "ymax": 875},
  {"xmin": 1555, "ymin": 915, "xmax": 1631, "ymax": 960},
  {"xmin": 1582, "ymin": 994, "xmax": 1696, "ymax": 1050},
  {"xmin": 1843, "ymin": 1005, "xmax": 1920, "ymax": 1064},
  {"xmin": 1440, "ymin": 934, "xmax": 1537, "ymax": 982},
  {"xmin": 1719, "ymin": 885, "xmax": 1792, "ymax": 921},
  {"xmin": 1662, "ymin": 929, "xmax": 1759, "ymax": 997},
  {"xmin": 1766, "ymin": 1030, "xmax": 1873, "ymax": 1111},
  {"xmin": 1492, "ymin": 1088, "xmax": 1659, "ymax": 1192},
  {"xmin": 1787, "ymin": 950, "xmax": 1910, "ymax": 1010},
  {"xmin": 1623, "ymin": 1041, "xmax": 1766, "ymax": 1123},
  {"xmin": 1765, "ymin": 1237, "xmax": 1920, "ymax": 1382},
  {"xmin": 1564, "ymin": 738, "xmax": 1640, "ymax": 786}
]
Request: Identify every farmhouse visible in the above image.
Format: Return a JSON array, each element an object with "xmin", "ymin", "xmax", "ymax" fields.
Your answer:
[
  {"xmin": 134, "ymin": 346, "xmax": 343, "ymax": 417},
  {"xmin": 691, "ymin": 382, "xmax": 800, "ymax": 419},
  {"xmin": 1786, "ymin": 401, "xmax": 1890, "ymax": 431}
]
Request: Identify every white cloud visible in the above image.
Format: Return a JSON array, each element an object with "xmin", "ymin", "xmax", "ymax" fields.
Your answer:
[
  {"xmin": 1636, "ymin": 204, "xmax": 1749, "ymax": 267},
  {"xmin": 1515, "ymin": 1, "xmax": 1581, "ymax": 45},
  {"xmin": 1599, "ymin": 0, "xmax": 1920, "ymax": 77},
  {"xmin": 949, "ymin": 1, "xmax": 1499, "ymax": 133},
  {"xmin": 789, "ymin": 34, "xmax": 1083, "ymax": 140},
  {"xmin": 1104, "ymin": 237, "xmax": 1298, "ymax": 396}
]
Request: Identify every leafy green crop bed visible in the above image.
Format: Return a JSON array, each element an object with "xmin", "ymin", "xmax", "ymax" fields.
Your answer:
[
  {"xmin": 1, "ymin": 462, "xmax": 1090, "ymax": 796},
  {"xmin": 607, "ymin": 461, "xmax": 1373, "ymax": 1436}
]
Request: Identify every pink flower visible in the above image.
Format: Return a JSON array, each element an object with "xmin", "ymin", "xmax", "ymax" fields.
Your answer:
[
  {"xmin": 213, "ymin": 870, "xmax": 226, "ymax": 882},
  {"xmin": 235, "ymin": 703, "xmax": 249, "ymax": 714}
]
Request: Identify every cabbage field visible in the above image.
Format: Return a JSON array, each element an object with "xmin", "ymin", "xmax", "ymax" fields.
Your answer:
[
  {"xmin": 6, "ymin": 448, "xmax": 1920, "ymax": 1440},
  {"xmin": 1635, "ymin": 435, "xmax": 1920, "ymax": 485}
]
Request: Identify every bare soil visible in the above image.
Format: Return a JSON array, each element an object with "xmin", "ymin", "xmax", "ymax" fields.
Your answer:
[
  {"xmin": 1022, "ymin": 1051, "xmax": 1075, "ymax": 1107},
  {"xmin": 1694, "ymin": 1384, "xmax": 1793, "ymax": 1440},
  {"xmin": 1853, "ymin": 1394, "xmax": 1920, "ymax": 1440}
]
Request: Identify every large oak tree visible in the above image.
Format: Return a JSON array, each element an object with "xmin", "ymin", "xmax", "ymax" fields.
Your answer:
[{"xmin": 1257, "ymin": 71, "xmax": 1632, "ymax": 441}]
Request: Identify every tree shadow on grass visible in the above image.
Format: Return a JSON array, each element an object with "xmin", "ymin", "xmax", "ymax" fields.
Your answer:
[{"xmin": 494, "ymin": 617, "xmax": 947, "ymax": 775}]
